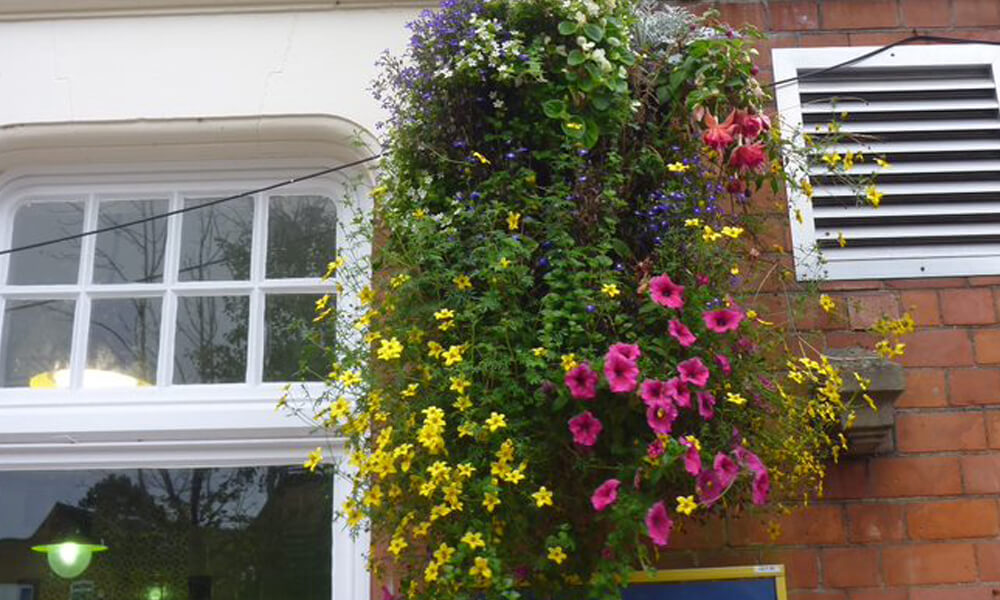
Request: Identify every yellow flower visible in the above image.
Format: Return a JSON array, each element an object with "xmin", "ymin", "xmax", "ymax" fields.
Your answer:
[
  {"xmin": 454, "ymin": 396, "xmax": 473, "ymax": 412},
  {"xmin": 315, "ymin": 294, "xmax": 332, "ymax": 312},
  {"xmin": 507, "ymin": 212, "xmax": 522, "ymax": 231},
  {"xmin": 338, "ymin": 370, "xmax": 362, "ymax": 387},
  {"xmin": 388, "ymin": 536, "xmax": 408, "ymax": 557},
  {"xmin": 457, "ymin": 463, "xmax": 476, "ymax": 478},
  {"xmin": 434, "ymin": 308, "xmax": 455, "ymax": 321},
  {"xmin": 427, "ymin": 341, "xmax": 444, "ymax": 358},
  {"xmin": 725, "ymin": 392, "xmax": 747, "ymax": 406},
  {"xmin": 438, "ymin": 319, "xmax": 455, "ymax": 332},
  {"xmin": 480, "ymin": 493, "xmax": 499, "ymax": 513},
  {"xmin": 472, "ymin": 151, "xmax": 491, "ymax": 165},
  {"xmin": 499, "ymin": 257, "xmax": 511, "ymax": 269},
  {"xmin": 442, "ymin": 345, "xmax": 465, "ymax": 366},
  {"xmin": 684, "ymin": 435, "xmax": 702, "ymax": 451},
  {"xmin": 531, "ymin": 486, "xmax": 553, "ymax": 508},
  {"xmin": 667, "ymin": 161, "xmax": 690, "ymax": 173},
  {"xmin": 469, "ymin": 557, "xmax": 492, "ymax": 580},
  {"xmin": 702, "ymin": 225, "xmax": 723, "ymax": 242},
  {"xmin": 412, "ymin": 521, "xmax": 431, "ymax": 537},
  {"xmin": 413, "ymin": 208, "xmax": 427, "ymax": 220},
  {"xmin": 794, "ymin": 209, "xmax": 804, "ymax": 224},
  {"xmin": 461, "ymin": 531, "xmax": 486, "ymax": 550},
  {"xmin": 377, "ymin": 338, "xmax": 404, "ymax": 361},
  {"xmin": 329, "ymin": 397, "xmax": 350, "ymax": 421},
  {"xmin": 684, "ymin": 218, "xmax": 702, "ymax": 228},
  {"xmin": 360, "ymin": 286, "xmax": 375, "ymax": 306},
  {"xmin": 402, "ymin": 383, "xmax": 419, "ymax": 398},
  {"xmin": 547, "ymin": 546, "xmax": 567, "ymax": 565},
  {"xmin": 821, "ymin": 152, "xmax": 841, "ymax": 168},
  {"xmin": 454, "ymin": 275, "xmax": 473, "ymax": 291},
  {"xmin": 801, "ymin": 180, "xmax": 814, "ymax": 198},
  {"xmin": 424, "ymin": 562, "xmax": 439, "ymax": 582},
  {"xmin": 485, "ymin": 412, "xmax": 507, "ymax": 432},
  {"xmin": 730, "ymin": 265, "xmax": 740, "ymax": 276},
  {"xmin": 304, "ymin": 447, "xmax": 323, "ymax": 471},
  {"xmin": 819, "ymin": 294, "xmax": 836, "ymax": 313},
  {"xmin": 322, "ymin": 256, "xmax": 346, "ymax": 280},
  {"xmin": 721, "ymin": 226, "xmax": 744, "ymax": 239},
  {"xmin": 865, "ymin": 185, "xmax": 883, "ymax": 208},
  {"xmin": 390, "ymin": 273, "xmax": 410, "ymax": 289},
  {"xmin": 601, "ymin": 283, "xmax": 620, "ymax": 298},
  {"xmin": 457, "ymin": 421, "xmax": 476, "ymax": 437},
  {"xmin": 450, "ymin": 377, "xmax": 471, "ymax": 394},
  {"xmin": 676, "ymin": 495, "xmax": 698, "ymax": 516},
  {"xmin": 838, "ymin": 231, "xmax": 847, "ymax": 247},
  {"xmin": 561, "ymin": 354, "xmax": 579, "ymax": 372},
  {"xmin": 532, "ymin": 347, "xmax": 547, "ymax": 357},
  {"xmin": 875, "ymin": 157, "xmax": 891, "ymax": 169}
]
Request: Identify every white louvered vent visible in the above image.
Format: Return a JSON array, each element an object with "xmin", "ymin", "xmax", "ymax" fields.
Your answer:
[{"xmin": 773, "ymin": 46, "xmax": 1000, "ymax": 280}]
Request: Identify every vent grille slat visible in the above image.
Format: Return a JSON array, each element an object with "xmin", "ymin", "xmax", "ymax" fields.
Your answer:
[{"xmin": 795, "ymin": 62, "xmax": 1000, "ymax": 274}]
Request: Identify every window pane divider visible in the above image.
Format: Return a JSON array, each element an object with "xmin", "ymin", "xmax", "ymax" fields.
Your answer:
[
  {"xmin": 247, "ymin": 193, "xmax": 267, "ymax": 385},
  {"xmin": 158, "ymin": 191, "xmax": 182, "ymax": 387}
]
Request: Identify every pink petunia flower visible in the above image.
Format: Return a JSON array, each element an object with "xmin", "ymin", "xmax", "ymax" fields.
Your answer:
[
  {"xmin": 696, "ymin": 469, "xmax": 725, "ymax": 506},
  {"xmin": 703, "ymin": 309, "xmax": 744, "ymax": 334},
  {"xmin": 565, "ymin": 363, "xmax": 599, "ymax": 400},
  {"xmin": 680, "ymin": 438, "xmax": 702, "ymax": 476},
  {"xmin": 734, "ymin": 446, "xmax": 766, "ymax": 476},
  {"xmin": 649, "ymin": 275, "xmax": 685, "ymax": 309},
  {"xmin": 640, "ymin": 379, "xmax": 670, "ymax": 407},
  {"xmin": 677, "ymin": 357, "xmax": 710, "ymax": 388},
  {"xmin": 714, "ymin": 354, "xmax": 732, "ymax": 376},
  {"xmin": 664, "ymin": 377, "xmax": 691, "ymax": 409},
  {"xmin": 591, "ymin": 479, "xmax": 621, "ymax": 511},
  {"xmin": 696, "ymin": 274, "xmax": 710, "ymax": 287},
  {"xmin": 646, "ymin": 400, "xmax": 678, "ymax": 435},
  {"xmin": 568, "ymin": 411, "xmax": 603, "ymax": 447},
  {"xmin": 604, "ymin": 352, "xmax": 639, "ymax": 394},
  {"xmin": 668, "ymin": 320, "xmax": 698, "ymax": 348},
  {"xmin": 714, "ymin": 453, "xmax": 740, "ymax": 489},
  {"xmin": 647, "ymin": 438, "xmax": 665, "ymax": 460},
  {"xmin": 645, "ymin": 501, "xmax": 674, "ymax": 547},
  {"xmin": 608, "ymin": 343, "xmax": 641, "ymax": 363},
  {"xmin": 752, "ymin": 470, "xmax": 771, "ymax": 506},
  {"xmin": 697, "ymin": 391, "xmax": 716, "ymax": 421}
]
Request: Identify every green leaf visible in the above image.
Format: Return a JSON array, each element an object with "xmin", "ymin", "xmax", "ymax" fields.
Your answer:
[
  {"xmin": 567, "ymin": 49, "xmax": 586, "ymax": 66},
  {"xmin": 656, "ymin": 84, "xmax": 671, "ymax": 104},
  {"xmin": 542, "ymin": 98, "xmax": 567, "ymax": 119},
  {"xmin": 591, "ymin": 94, "xmax": 611, "ymax": 111},
  {"xmin": 558, "ymin": 20, "xmax": 578, "ymax": 35},
  {"xmin": 583, "ymin": 23, "xmax": 604, "ymax": 42}
]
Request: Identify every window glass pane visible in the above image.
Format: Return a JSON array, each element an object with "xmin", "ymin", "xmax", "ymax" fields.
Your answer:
[
  {"xmin": 93, "ymin": 199, "xmax": 169, "ymax": 284},
  {"xmin": 179, "ymin": 197, "xmax": 253, "ymax": 281},
  {"xmin": 263, "ymin": 294, "xmax": 330, "ymax": 382},
  {"xmin": 0, "ymin": 466, "xmax": 332, "ymax": 600},
  {"xmin": 1, "ymin": 299, "xmax": 75, "ymax": 387},
  {"xmin": 8, "ymin": 201, "xmax": 84, "ymax": 285},
  {"xmin": 174, "ymin": 296, "xmax": 249, "ymax": 384},
  {"xmin": 267, "ymin": 195, "xmax": 337, "ymax": 279},
  {"xmin": 87, "ymin": 298, "xmax": 161, "ymax": 387}
]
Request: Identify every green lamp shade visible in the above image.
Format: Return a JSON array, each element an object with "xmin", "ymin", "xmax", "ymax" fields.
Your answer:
[{"xmin": 31, "ymin": 542, "xmax": 108, "ymax": 579}]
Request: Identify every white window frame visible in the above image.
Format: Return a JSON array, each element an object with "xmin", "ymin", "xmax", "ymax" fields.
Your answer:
[
  {"xmin": 0, "ymin": 438, "xmax": 370, "ymax": 600},
  {"xmin": 773, "ymin": 44, "xmax": 1000, "ymax": 281},
  {"xmin": 0, "ymin": 160, "xmax": 370, "ymax": 440}
]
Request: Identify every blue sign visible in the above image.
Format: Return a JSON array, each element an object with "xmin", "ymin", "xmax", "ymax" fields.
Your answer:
[{"xmin": 625, "ymin": 565, "xmax": 787, "ymax": 600}]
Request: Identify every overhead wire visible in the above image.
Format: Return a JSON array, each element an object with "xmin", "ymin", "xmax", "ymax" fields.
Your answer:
[{"xmin": 0, "ymin": 152, "xmax": 382, "ymax": 258}]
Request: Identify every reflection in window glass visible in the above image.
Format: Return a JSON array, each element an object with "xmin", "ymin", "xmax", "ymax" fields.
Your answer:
[
  {"xmin": 1, "ymin": 299, "xmax": 75, "ymax": 387},
  {"xmin": 8, "ymin": 201, "xmax": 84, "ymax": 285},
  {"xmin": 263, "ymin": 294, "xmax": 330, "ymax": 382},
  {"xmin": 0, "ymin": 466, "xmax": 332, "ymax": 600},
  {"xmin": 87, "ymin": 298, "xmax": 161, "ymax": 387},
  {"xmin": 267, "ymin": 196, "xmax": 337, "ymax": 279},
  {"xmin": 179, "ymin": 198, "xmax": 253, "ymax": 282},
  {"xmin": 174, "ymin": 296, "xmax": 249, "ymax": 384},
  {"xmin": 93, "ymin": 199, "xmax": 169, "ymax": 284}
]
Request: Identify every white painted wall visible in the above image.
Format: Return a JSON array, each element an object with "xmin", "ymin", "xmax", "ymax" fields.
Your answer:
[{"xmin": 0, "ymin": 7, "xmax": 420, "ymax": 134}]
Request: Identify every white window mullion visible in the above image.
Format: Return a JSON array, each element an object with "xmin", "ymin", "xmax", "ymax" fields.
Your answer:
[
  {"xmin": 157, "ymin": 191, "xmax": 183, "ymax": 387},
  {"xmin": 246, "ymin": 193, "xmax": 268, "ymax": 385},
  {"xmin": 69, "ymin": 194, "xmax": 99, "ymax": 388}
]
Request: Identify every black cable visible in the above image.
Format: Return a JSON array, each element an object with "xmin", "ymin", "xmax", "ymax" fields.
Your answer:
[
  {"xmin": 0, "ymin": 153, "xmax": 382, "ymax": 258},
  {"xmin": 768, "ymin": 34, "xmax": 1000, "ymax": 90}
]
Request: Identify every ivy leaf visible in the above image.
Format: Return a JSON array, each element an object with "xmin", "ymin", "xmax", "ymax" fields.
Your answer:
[
  {"xmin": 542, "ymin": 99, "xmax": 567, "ymax": 119},
  {"xmin": 558, "ymin": 20, "xmax": 578, "ymax": 35},
  {"xmin": 583, "ymin": 23, "xmax": 604, "ymax": 42}
]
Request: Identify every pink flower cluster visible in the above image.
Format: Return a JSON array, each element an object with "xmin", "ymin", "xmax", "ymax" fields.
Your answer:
[
  {"xmin": 701, "ymin": 109, "xmax": 770, "ymax": 173},
  {"xmin": 563, "ymin": 273, "xmax": 766, "ymax": 548}
]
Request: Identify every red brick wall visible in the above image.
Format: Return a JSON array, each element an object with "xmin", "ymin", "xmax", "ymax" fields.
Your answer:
[{"xmin": 665, "ymin": 1, "xmax": 1000, "ymax": 598}]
